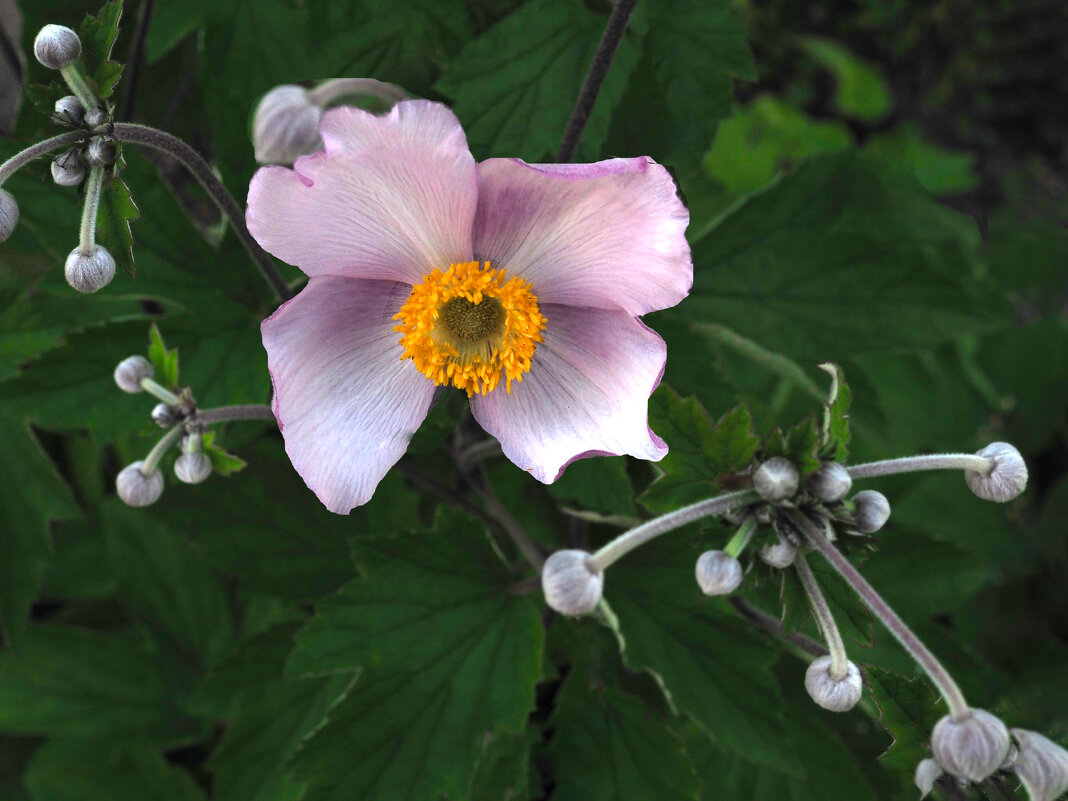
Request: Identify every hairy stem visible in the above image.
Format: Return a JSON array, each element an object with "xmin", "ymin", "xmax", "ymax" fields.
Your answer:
[
  {"xmin": 0, "ymin": 131, "xmax": 86, "ymax": 186},
  {"xmin": 723, "ymin": 514, "xmax": 758, "ymax": 557},
  {"xmin": 193, "ymin": 404, "xmax": 274, "ymax": 425},
  {"xmin": 847, "ymin": 453, "xmax": 991, "ymax": 480},
  {"xmin": 588, "ymin": 489, "xmax": 758, "ymax": 572},
  {"xmin": 307, "ymin": 77, "xmax": 408, "ymax": 108},
  {"xmin": 727, "ymin": 597, "xmax": 829, "ymax": 658},
  {"xmin": 139, "ymin": 376, "xmax": 181, "ymax": 406},
  {"xmin": 787, "ymin": 508, "xmax": 970, "ymax": 719},
  {"xmin": 556, "ymin": 0, "xmax": 639, "ymax": 161},
  {"xmin": 78, "ymin": 165, "xmax": 105, "ymax": 253},
  {"xmin": 104, "ymin": 123, "xmax": 291, "ymax": 300},
  {"xmin": 59, "ymin": 64, "xmax": 99, "ymax": 113},
  {"xmin": 470, "ymin": 464, "xmax": 545, "ymax": 570},
  {"xmin": 794, "ymin": 551, "xmax": 849, "ymax": 678},
  {"xmin": 141, "ymin": 424, "xmax": 185, "ymax": 475}
]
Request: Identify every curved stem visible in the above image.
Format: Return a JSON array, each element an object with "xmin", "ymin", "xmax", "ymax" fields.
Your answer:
[
  {"xmin": 0, "ymin": 131, "xmax": 87, "ymax": 186},
  {"xmin": 588, "ymin": 489, "xmax": 758, "ymax": 573},
  {"xmin": 723, "ymin": 514, "xmax": 758, "ymax": 558},
  {"xmin": 307, "ymin": 77, "xmax": 408, "ymax": 108},
  {"xmin": 556, "ymin": 0, "xmax": 640, "ymax": 162},
  {"xmin": 728, "ymin": 596, "xmax": 828, "ymax": 658},
  {"xmin": 59, "ymin": 64, "xmax": 99, "ymax": 113},
  {"xmin": 848, "ymin": 453, "xmax": 991, "ymax": 480},
  {"xmin": 455, "ymin": 437, "xmax": 503, "ymax": 472},
  {"xmin": 141, "ymin": 423, "xmax": 185, "ymax": 475},
  {"xmin": 786, "ymin": 508, "xmax": 971, "ymax": 719},
  {"xmin": 469, "ymin": 464, "xmax": 545, "ymax": 570},
  {"xmin": 78, "ymin": 165, "xmax": 105, "ymax": 253},
  {"xmin": 139, "ymin": 377, "xmax": 181, "ymax": 406},
  {"xmin": 105, "ymin": 123, "xmax": 291, "ymax": 301},
  {"xmin": 193, "ymin": 404, "xmax": 275, "ymax": 425},
  {"xmin": 794, "ymin": 551, "xmax": 849, "ymax": 679}
]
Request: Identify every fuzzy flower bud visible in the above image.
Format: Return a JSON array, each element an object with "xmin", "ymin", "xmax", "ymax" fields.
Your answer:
[
  {"xmin": 0, "ymin": 190, "xmax": 18, "ymax": 242},
  {"xmin": 914, "ymin": 758, "xmax": 943, "ymax": 798},
  {"xmin": 34, "ymin": 25, "xmax": 82, "ymax": 70},
  {"xmin": 53, "ymin": 95, "xmax": 85, "ymax": 125},
  {"xmin": 753, "ymin": 456, "xmax": 799, "ymax": 502},
  {"xmin": 86, "ymin": 137, "xmax": 117, "ymax": 168},
  {"xmin": 252, "ymin": 85, "xmax": 323, "ymax": 165},
  {"xmin": 65, "ymin": 245, "xmax": 115, "ymax": 293},
  {"xmin": 51, "ymin": 149, "xmax": 85, "ymax": 187},
  {"xmin": 114, "ymin": 355, "xmax": 154, "ymax": 393},
  {"xmin": 541, "ymin": 549, "xmax": 603, "ymax": 616},
  {"xmin": 1011, "ymin": 729, "xmax": 1068, "ymax": 801},
  {"xmin": 807, "ymin": 461, "xmax": 852, "ymax": 503},
  {"xmin": 85, "ymin": 107, "xmax": 106, "ymax": 127},
  {"xmin": 695, "ymin": 550, "xmax": 743, "ymax": 596},
  {"xmin": 116, "ymin": 461, "xmax": 164, "ymax": 507},
  {"xmin": 852, "ymin": 489, "xmax": 891, "ymax": 533},
  {"xmin": 804, "ymin": 655, "xmax": 863, "ymax": 712},
  {"xmin": 175, "ymin": 435, "xmax": 212, "ymax": 484},
  {"xmin": 931, "ymin": 709, "xmax": 1011, "ymax": 783},
  {"xmin": 151, "ymin": 403, "xmax": 180, "ymax": 428},
  {"xmin": 759, "ymin": 538, "xmax": 797, "ymax": 569},
  {"xmin": 965, "ymin": 442, "xmax": 1028, "ymax": 503}
]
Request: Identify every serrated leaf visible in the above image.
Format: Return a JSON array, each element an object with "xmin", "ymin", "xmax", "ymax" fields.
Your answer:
[
  {"xmin": 147, "ymin": 323, "xmax": 179, "ymax": 388},
  {"xmin": 641, "ymin": 386, "xmax": 759, "ymax": 513},
  {"xmin": 798, "ymin": 37, "xmax": 891, "ymax": 122},
  {"xmin": 470, "ymin": 728, "xmax": 536, "ymax": 801},
  {"xmin": 818, "ymin": 362, "xmax": 851, "ymax": 461},
  {"xmin": 77, "ymin": 0, "xmax": 125, "ymax": 100},
  {"xmin": 24, "ymin": 83, "xmax": 68, "ymax": 118},
  {"xmin": 865, "ymin": 665, "xmax": 942, "ymax": 774},
  {"xmin": 95, "ymin": 174, "xmax": 139, "ymax": 277},
  {"xmin": 437, "ymin": 0, "xmax": 640, "ymax": 160},
  {"xmin": 286, "ymin": 509, "xmax": 543, "ymax": 801},
  {"xmin": 202, "ymin": 430, "xmax": 247, "ymax": 476},
  {"xmin": 764, "ymin": 416, "xmax": 821, "ymax": 476}
]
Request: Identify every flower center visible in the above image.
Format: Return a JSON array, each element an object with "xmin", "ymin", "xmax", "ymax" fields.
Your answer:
[{"xmin": 394, "ymin": 261, "xmax": 546, "ymax": 397}]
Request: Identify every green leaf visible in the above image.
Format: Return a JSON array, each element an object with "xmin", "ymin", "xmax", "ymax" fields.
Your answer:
[
  {"xmin": 798, "ymin": 37, "xmax": 891, "ymax": 122},
  {"xmin": 470, "ymin": 728, "xmax": 536, "ymax": 801},
  {"xmin": 548, "ymin": 456, "xmax": 635, "ymax": 517},
  {"xmin": 865, "ymin": 665, "xmax": 942, "ymax": 775},
  {"xmin": 864, "ymin": 125, "xmax": 979, "ymax": 195},
  {"xmin": 641, "ymin": 386, "xmax": 759, "ymax": 513},
  {"xmin": 23, "ymin": 739, "xmax": 206, "ymax": 801},
  {"xmin": 437, "ymin": 0, "xmax": 640, "ymax": 160},
  {"xmin": 96, "ymin": 174, "xmax": 139, "ymax": 277},
  {"xmin": 287, "ymin": 509, "xmax": 543, "ymax": 801},
  {"xmin": 764, "ymin": 416, "xmax": 821, "ymax": 476},
  {"xmin": 147, "ymin": 323, "xmax": 179, "ymax": 389},
  {"xmin": 77, "ymin": 0, "xmax": 125, "ymax": 100},
  {"xmin": 604, "ymin": 536, "xmax": 803, "ymax": 773},
  {"xmin": 406, "ymin": 388, "xmax": 467, "ymax": 454},
  {"xmin": 202, "ymin": 430, "xmax": 247, "ymax": 476},
  {"xmin": 818, "ymin": 363, "xmax": 852, "ymax": 461},
  {"xmin": 0, "ymin": 415, "xmax": 80, "ymax": 646}
]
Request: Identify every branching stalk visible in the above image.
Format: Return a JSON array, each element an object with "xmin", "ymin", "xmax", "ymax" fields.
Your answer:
[
  {"xmin": 193, "ymin": 404, "xmax": 275, "ymax": 425},
  {"xmin": 0, "ymin": 132, "xmax": 86, "ymax": 186},
  {"xmin": 140, "ymin": 424, "xmax": 184, "ymax": 475},
  {"xmin": 723, "ymin": 514, "xmax": 758, "ymax": 557},
  {"xmin": 139, "ymin": 377, "xmax": 181, "ymax": 406},
  {"xmin": 848, "ymin": 453, "xmax": 992, "ymax": 480},
  {"xmin": 59, "ymin": 65, "xmax": 99, "ymax": 113},
  {"xmin": 794, "ymin": 551, "xmax": 849, "ymax": 679},
  {"xmin": 78, "ymin": 165, "xmax": 105, "ymax": 253}
]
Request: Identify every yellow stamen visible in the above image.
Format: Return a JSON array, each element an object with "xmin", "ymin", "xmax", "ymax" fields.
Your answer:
[{"xmin": 394, "ymin": 261, "xmax": 546, "ymax": 397}]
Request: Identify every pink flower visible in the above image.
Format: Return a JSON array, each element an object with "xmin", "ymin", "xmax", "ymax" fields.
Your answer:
[{"xmin": 247, "ymin": 100, "xmax": 692, "ymax": 514}]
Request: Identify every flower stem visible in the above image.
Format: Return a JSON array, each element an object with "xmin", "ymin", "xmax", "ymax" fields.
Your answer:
[
  {"xmin": 141, "ymin": 423, "xmax": 185, "ymax": 475},
  {"xmin": 78, "ymin": 165, "xmax": 105, "ymax": 253},
  {"xmin": 786, "ymin": 508, "xmax": 971, "ymax": 719},
  {"xmin": 794, "ymin": 551, "xmax": 849, "ymax": 679},
  {"xmin": 139, "ymin": 377, "xmax": 181, "ymax": 406},
  {"xmin": 307, "ymin": 78, "xmax": 408, "ymax": 108},
  {"xmin": 193, "ymin": 404, "xmax": 275, "ymax": 425},
  {"xmin": 556, "ymin": 0, "xmax": 640, "ymax": 162},
  {"xmin": 728, "ymin": 596, "xmax": 828, "ymax": 658},
  {"xmin": 104, "ymin": 123, "xmax": 291, "ymax": 301},
  {"xmin": 588, "ymin": 489, "xmax": 758, "ymax": 572},
  {"xmin": 455, "ymin": 437, "xmax": 503, "ymax": 472},
  {"xmin": 59, "ymin": 64, "xmax": 99, "ymax": 113},
  {"xmin": 723, "ymin": 514, "xmax": 758, "ymax": 557},
  {"xmin": 847, "ymin": 453, "xmax": 992, "ymax": 480},
  {"xmin": 0, "ymin": 132, "xmax": 87, "ymax": 186}
]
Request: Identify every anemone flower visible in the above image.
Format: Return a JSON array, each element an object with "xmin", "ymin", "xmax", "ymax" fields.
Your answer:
[{"xmin": 247, "ymin": 100, "xmax": 692, "ymax": 514}]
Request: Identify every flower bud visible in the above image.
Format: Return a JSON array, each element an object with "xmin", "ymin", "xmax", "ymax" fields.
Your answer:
[
  {"xmin": 151, "ymin": 403, "xmax": 180, "ymax": 428},
  {"xmin": 86, "ymin": 137, "xmax": 117, "ymax": 168},
  {"xmin": 931, "ymin": 709, "xmax": 1011, "ymax": 783},
  {"xmin": 541, "ymin": 550, "xmax": 603, "ymax": 616},
  {"xmin": 804, "ymin": 655, "xmax": 863, "ymax": 712},
  {"xmin": 53, "ymin": 95, "xmax": 85, "ymax": 125},
  {"xmin": 65, "ymin": 245, "xmax": 116, "ymax": 293},
  {"xmin": 1011, "ymin": 729, "xmax": 1068, "ymax": 801},
  {"xmin": 807, "ymin": 461, "xmax": 852, "ymax": 503},
  {"xmin": 34, "ymin": 24, "xmax": 82, "ymax": 70},
  {"xmin": 175, "ymin": 435, "xmax": 211, "ymax": 484},
  {"xmin": 116, "ymin": 461, "xmax": 164, "ymax": 507},
  {"xmin": 852, "ymin": 490, "xmax": 890, "ymax": 533},
  {"xmin": 114, "ymin": 355, "xmax": 154, "ymax": 393},
  {"xmin": 753, "ymin": 456, "xmax": 799, "ymax": 502},
  {"xmin": 695, "ymin": 550, "xmax": 743, "ymax": 596},
  {"xmin": 966, "ymin": 442, "xmax": 1028, "ymax": 503},
  {"xmin": 759, "ymin": 538, "xmax": 797, "ymax": 569},
  {"xmin": 51, "ymin": 149, "xmax": 85, "ymax": 187},
  {"xmin": 252, "ymin": 85, "xmax": 323, "ymax": 165},
  {"xmin": 85, "ymin": 106, "xmax": 106, "ymax": 127},
  {"xmin": 914, "ymin": 758, "xmax": 943, "ymax": 798},
  {"xmin": 0, "ymin": 190, "xmax": 19, "ymax": 242}
]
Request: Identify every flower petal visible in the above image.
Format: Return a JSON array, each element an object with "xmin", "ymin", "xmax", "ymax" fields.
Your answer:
[
  {"xmin": 473, "ymin": 157, "xmax": 691, "ymax": 315},
  {"xmin": 262, "ymin": 276, "xmax": 435, "ymax": 513},
  {"xmin": 470, "ymin": 303, "xmax": 668, "ymax": 482},
  {"xmin": 248, "ymin": 100, "xmax": 477, "ymax": 285}
]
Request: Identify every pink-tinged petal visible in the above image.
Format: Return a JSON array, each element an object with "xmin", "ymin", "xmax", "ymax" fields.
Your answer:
[
  {"xmin": 247, "ymin": 100, "xmax": 477, "ymax": 285},
  {"xmin": 472, "ymin": 157, "xmax": 691, "ymax": 315},
  {"xmin": 470, "ymin": 303, "xmax": 668, "ymax": 483},
  {"xmin": 262, "ymin": 276, "xmax": 435, "ymax": 513}
]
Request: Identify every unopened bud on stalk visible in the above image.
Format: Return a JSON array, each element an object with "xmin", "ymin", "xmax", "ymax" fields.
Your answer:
[
  {"xmin": 86, "ymin": 137, "xmax": 117, "ymax": 168},
  {"xmin": 804, "ymin": 656, "xmax": 863, "ymax": 712},
  {"xmin": 85, "ymin": 107, "xmax": 106, "ymax": 127},
  {"xmin": 51, "ymin": 149, "xmax": 85, "ymax": 187},
  {"xmin": 759, "ymin": 538, "xmax": 797, "ymax": 568},
  {"xmin": 852, "ymin": 490, "xmax": 891, "ymax": 533},
  {"xmin": 1011, "ymin": 729, "xmax": 1068, "ymax": 801},
  {"xmin": 175, "ymin": 435, "xmax": 212, "ymax": 484},
  {"xmin": 65, "ymin": 245, "xmax": 115, "ymax": 293},
  {"xmin": 695, "ymin": 550, "xmax": 743, "ymax": 596},
  {"xmin": 914, "ymin": 758, "xmax": 943, "ymax": 798},
  {"xmin": 33, "ymin": 25, "xmax": 81, "ymax": 70},
  {"xmin": 931, "ymin": 709, "xmax": 1011, "ymax": 783},
  {"xmin": 0, "ymin": 190, "xmax": 19, "ymax": 242},
  {"xmin": 252, "ymin": 85, "xmax": 322, "ymax": 165},
  {"xmin": 114, "ymin": 355, "xmax": 153, "ymax": 393},
  {"xmin": 116, "ymin": 461, "xmax": 164, "ymax": 507},
  {"xmin": 151, "ymin": 403, "xmax": 180, "ymax": 428},
  {"xmin": 753, "ymin": 456, "xmax": 799, "ymax": 502},
  {"xmin": 541, "ymin": 550, "xmax": 603, "ymax": 616},
  {"xmin": 965, "ymin": 442, "xmax": 1028, "ymax": 503},
  {"xmin": 53, "ymin": 95, "xmax": 84, "ymax": 125},
  {"xmin": 807, "ymin": 461, "xmax": 852, "ymax": 502}
]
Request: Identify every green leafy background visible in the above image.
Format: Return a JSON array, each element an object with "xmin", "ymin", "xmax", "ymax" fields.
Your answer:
[{"xmin": 1, "ymin": 0, "xmax": 1066, "ymax": 799}]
